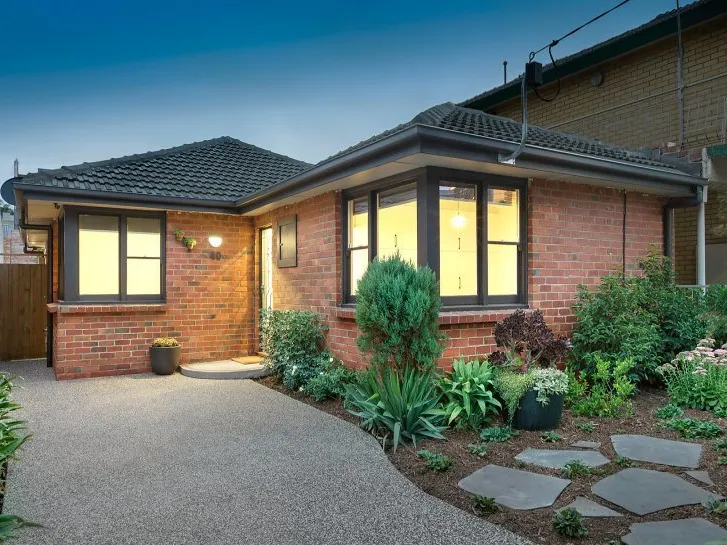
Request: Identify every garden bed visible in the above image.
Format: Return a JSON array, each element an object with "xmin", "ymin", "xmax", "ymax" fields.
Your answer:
[{"xmin": 257, "ymin": 377, "xmax": 727, "ymax": 545}]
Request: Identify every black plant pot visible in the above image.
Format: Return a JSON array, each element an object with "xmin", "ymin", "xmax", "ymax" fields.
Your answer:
[
  {"xmin": 513, "ymin": 389, "xmax": 564, "ymax": 431},
  {"xmin": 150, "ymin": 346, "xmax": 182, "ymax": 375}
]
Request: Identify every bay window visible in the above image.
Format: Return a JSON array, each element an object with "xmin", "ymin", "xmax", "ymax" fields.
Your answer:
[
  {"xmin": 63, "ymin": 208, "xmax": 166, "ymax": 302},
  {"xmin": 343, "ymin": 168, "xmax": 526, "ymax": 307}
]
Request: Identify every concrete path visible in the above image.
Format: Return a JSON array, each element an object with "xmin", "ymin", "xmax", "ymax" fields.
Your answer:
[{"xmin": 0, "ymin": 361, "xmax": 530, "ymax": 545}]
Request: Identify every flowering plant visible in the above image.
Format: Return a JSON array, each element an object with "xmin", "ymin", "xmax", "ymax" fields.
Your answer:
[{"xmin": 658, "ymin": 338, "xmax": 727, "ymax": 416}]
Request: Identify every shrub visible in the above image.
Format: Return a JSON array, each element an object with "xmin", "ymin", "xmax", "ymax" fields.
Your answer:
[
  {"xmin": 301, "ymin": 354, "xmax": 356, "ymax": 401},
  {"xmin": 703, "ymin": 284, "xmax": 727, "ymax": 346},
  {"xmin": 541, "ymin": 431, "xmax": 561, "ymax": 443},
  {"xmin": 553, "ymin": 508, "xmax": 588, "ymax": 538},
  {"xmin": 355, "ymin": 256, "xmax": 444, "ymax": 376},
  {"xmin": 562, "ymin": 459, "xmax": 592, "ymax": 478},
  {"xmin": 260, "ymin": 309, "xmax": 326, "ymax": 389},
  {"xmin": 662, "ymin": 417, "xmax": 722, "ymax": 439},
  {"xmin": 467, "ymin": 443, "xmax": 489, "ymax": 457},
  {"xmin": 490, "ymin": 310, "xmax": 569, "ymax": 369},
  {"xmin": 567, "ymin": 356, "xmax": 635, "ymax": 418},
  {"xmin": 480, "ymin": 426, "xmax": 519, "ymax": 443},
  {"xmin": 416, "ymin": 449, "xmax": 453, "ymax": 471},
  {"xmin": 344, "ymin": 367, "xmax": 446, "ymax": 452},
  {"xmin": 438, "ymin": 359, "xmax": 501, "ymax": 429},
  {"xmin": 472, "ymin": 496, "xmax": 501, "ymax": 514},
  {"xmin": 658, "ymin": 338, "xmax": 727, "ymax": 416},
  {"xmin": 570, "ymin": 251, "xmax": 705, "ymax": 382}
]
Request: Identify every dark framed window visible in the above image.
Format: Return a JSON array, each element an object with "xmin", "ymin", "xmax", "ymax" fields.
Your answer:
[
  {"xmin": 342, "ymin": 167, "xmax": 526, "ymax": 308},
  {"xmin": 62, "ymin": 207, "xmax": 166, "ymax": 303}
]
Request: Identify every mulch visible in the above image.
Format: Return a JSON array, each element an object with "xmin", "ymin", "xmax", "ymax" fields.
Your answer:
[{"xmin": 257, "ymin": 377, "xmax": 727, "ymax": 544}]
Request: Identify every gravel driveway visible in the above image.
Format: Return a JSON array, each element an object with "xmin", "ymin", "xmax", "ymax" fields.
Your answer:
[{"xmin": 0, "ymin": 361, "xmax": 530, "ymax": 545}]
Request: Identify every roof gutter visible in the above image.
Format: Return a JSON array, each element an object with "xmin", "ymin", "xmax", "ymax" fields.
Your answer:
[{"xmin": 236, "ymin": 125, "xmax": 705, "ymax": 213}]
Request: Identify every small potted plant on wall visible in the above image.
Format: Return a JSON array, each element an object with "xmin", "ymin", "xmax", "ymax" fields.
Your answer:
[
  {"xmin": 150, "ymin": 337, "xmax": 182, "ymax": 375},
  {"xmin": 491, "ymin": 310, "xmax": 570, "ymax": 430}
]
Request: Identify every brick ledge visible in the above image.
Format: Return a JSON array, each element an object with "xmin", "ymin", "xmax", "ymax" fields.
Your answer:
[
  {"xmin": 48, "ymin": 302, "xmax": 169, "ymax": 315},
  {"xmin": 334, "ymin": 306, "xmax": 527, "ymax": 325}
]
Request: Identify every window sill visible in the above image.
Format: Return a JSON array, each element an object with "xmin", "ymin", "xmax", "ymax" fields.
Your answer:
[
  {"xmin": 334, "ymin": 305, "xmax": 529, "ymax": 325},
  {"xmin": 48, "ymin": 302, "xmax": 168, "ymax": 315}
]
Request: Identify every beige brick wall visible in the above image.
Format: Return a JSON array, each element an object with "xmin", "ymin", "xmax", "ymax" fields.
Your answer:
[{"xmin": 491, "ymin": 15, "xmax": 727, "ymax": 282}]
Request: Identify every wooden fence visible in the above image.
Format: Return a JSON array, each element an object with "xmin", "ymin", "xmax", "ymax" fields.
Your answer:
[{"xmin": 0, "ymin": 264, "xmax": 48, "ymax": 361}]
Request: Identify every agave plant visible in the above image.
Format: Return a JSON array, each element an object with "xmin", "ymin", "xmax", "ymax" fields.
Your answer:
[
  {"xmin": 438, "ymin": 359, "xmax": 501, "ymax": 429},
  {"xmin": 344, "ymin": 367, "xmax": 446, "ymax": 451}
]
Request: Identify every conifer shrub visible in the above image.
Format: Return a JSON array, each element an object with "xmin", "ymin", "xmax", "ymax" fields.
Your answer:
[{"xmin": 355, "ymin": 255, "xmax": 445, "ymax": 375}]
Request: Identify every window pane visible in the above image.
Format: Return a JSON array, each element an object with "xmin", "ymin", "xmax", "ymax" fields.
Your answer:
[
  {"xmin": 127, "ymin": 258, "xmax": 161, "ymax": 295},
  {"xmin": 377, "ymin": 183, "xmax": 417, "ymax": 265},
  {"xmin": 439, "ymin": 185, "xmax": 477, "ymax": 296},
  {"xmin": 488, "ymin": 188, "xmax": 519, "ymax": 242},
  {"xmin": 127, "ymin": 217, "xmax": 161, "ymax": 258},
  {"xmin": 79, "ymin": 215, "xmax": 119, "ymax": 295},
  {"xmin": 488, "ymin": 244, "xmax": 518, "ymax": 295},
  {"xmin": 350, "ymin": 248, "xmax": 368, "ymax": 295},
  {"xmin": 348, "ymin": 198, "xmax": 368, "ymax": 248}
]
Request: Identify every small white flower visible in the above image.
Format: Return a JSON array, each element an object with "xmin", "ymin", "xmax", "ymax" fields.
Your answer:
[{"xmin": 329, "ymin": 357, "xmax": 334, "ymax": 363}]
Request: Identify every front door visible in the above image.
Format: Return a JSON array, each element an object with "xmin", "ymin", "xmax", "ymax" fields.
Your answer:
[{"xmin": 260, "ymin": 227, "xmax": 273, "ymax": 312}]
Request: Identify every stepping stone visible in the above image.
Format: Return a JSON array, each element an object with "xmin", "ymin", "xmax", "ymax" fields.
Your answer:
[
  {"xmin": 621, "ymin": 518, "xmax": 727, "ymax": 545},
  {"xmin": 514, "ymin": 448, "xmax": 609, "ymax": 469},
  {"xmin": 571, "ymin": 440, "xmax": 601, "ymax": 449},
  {"xmin": 611, "ymin": 434, "xmax": 702, "ymax": 468},
  {"xmin": 685, "ymin": 470, "xmax": 715, "ymax": 487},
  {"xmin": 592, "ymin": 468, "xmax": 723, "ymax": 516},
  {"xmin": 458, "ymin": 464, "xmax": 570, "ymax": 510},
  {"xmin": 557, "ymin": 496, "xmax": 622, "ymax": 517}
]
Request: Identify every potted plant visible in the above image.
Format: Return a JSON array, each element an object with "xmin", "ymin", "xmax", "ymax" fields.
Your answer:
[
  {"xmin": 173, "ymin": 229, "xmax": 185, "ymax": 242},
  {"xmin": 150, "ymin": 337, "xmax": 182, "ymax": 375},
  {"xmin": 183, "ymin": 236, "xmax": 196, "ymax": 251},
  {"xmin": 491, "ymin": 310, "xmax": 570, "ymax": 430}
]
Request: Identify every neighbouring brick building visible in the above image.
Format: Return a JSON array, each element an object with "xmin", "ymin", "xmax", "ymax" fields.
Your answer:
[
  {"xmin": 461, "ymin": 0, "xmax": 727, "ymax": 285},
  {"xmin": 2, "ymin": 103, "xmax": 703, "ymax": 379}
]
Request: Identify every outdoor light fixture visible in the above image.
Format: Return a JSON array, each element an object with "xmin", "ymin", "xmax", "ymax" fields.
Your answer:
[{"xmin": 208, "ymin": 235, "xmax": 223, "ymax": 248}]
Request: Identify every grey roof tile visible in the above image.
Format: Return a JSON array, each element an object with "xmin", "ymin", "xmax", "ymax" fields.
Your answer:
[{"xmin": 17, "ymin": 137, "xmax": 312, "ymax": 203}]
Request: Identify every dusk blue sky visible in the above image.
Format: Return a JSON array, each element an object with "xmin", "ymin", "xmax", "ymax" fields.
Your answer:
[{"xmin": 0, "ymin": 0, "xmax": 696, "ymax": 181}]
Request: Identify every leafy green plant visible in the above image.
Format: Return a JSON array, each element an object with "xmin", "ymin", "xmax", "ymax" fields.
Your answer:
[
  {"xmin": 438, "ymin": 359, "xmax": 501, "ymax": 429},
  {"xmin": 615, "ymin": 455, "xmax": 635, "ymax": 468},
  {"xmin": 655, "ymin": 403, "xmax": 684, "ymax": 420},
  {"xmin": 493, "ymin": 370, "xmax": 534, "ymax": 424},
  {"xmin": 480, "ymin": 426, "xmax": 519, "ymax": 443},
  {"xmin": 553, "ymin": 508, "xmax": 588, "ymax": 538},
  {"xmin": 355, "ymin": 255, "xmax": 444, "ymax": 376},
  {"xmin": 0, "ymin": 515, "xmax": 37, "ymax": 542},
  {"xmin": 704, "ymin": 284, "xmax": 727, "ymax": 346},
  {"xmin": 575, "ymin": 420, "xmax": 596, "ymax": 433},
  {"xmin": 472, "ymin": 495, "xmax": 501, "ymax": 514},
  {"xmin": 662, "ymin": 417, "xmax": 722, "ymax": 439},
  {"xmin": 568, "ymin": 356, "xmax": 635, "ymax": 418},
  {"xmin": 707, "ymin": 499, "xmax": 727, "ymax": 517},
  {"xmin": 344, "ymin": 367, "xmax": 446, "ymax": 452},
  {"xmin": 301, "ymin": 354, "xmax": 356, "ymax": 401},
  {"xmin": 562, "ymin": 459, "xmax": 592, "ymax": 478},
  {"xmin": 467, "ymin": 443, "xmax": 489, "ymax": 458},
  {"xmin": 570, "ymin": 251, "xmax": 706, "ymax": 382},
  {"xmin": 718, "ymin": 456, "xmax": 727, "ymax": 466},
  {"xmin": 540, "ymin": 431, "xmax": 561, "ymax": 443},
  {"xmin": 260, "ymin": 309, "xmax": 326, "ymax": 390},
  {"xmin": 531, "ymin": 368, "xmax": 569, "ymax": 405},
  {"xmin": 416, "ymin": 449, "xmax": 453, "ymax": 471},
  {"xmin": 714, "ymin": 438, "xmax": 727, "ymax": 452}
]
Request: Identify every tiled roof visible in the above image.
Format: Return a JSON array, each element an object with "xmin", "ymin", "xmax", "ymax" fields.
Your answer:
[
  {"xmin": 16, "ymin": 137, "xmax": 311, "ymax": 203},
  {"xmin": 325, "ymin": 102, "xmax": 681, "ymax": 171}
]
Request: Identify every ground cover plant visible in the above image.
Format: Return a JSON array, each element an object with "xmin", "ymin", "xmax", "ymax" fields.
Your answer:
[
  {"xmin": 480, "ymin": 426, "xmax": 518, "ymax": 443},
  {"xmin": 472, "ymin": 496, "xmax": 501, "ymax": 514},
  {"xmin": 661, "ymin": 416, "xmax": 722, "ymax": 439},
  {"xmin": 553, "ymin": 508, "xmax": 588, "ymax": 538},
  {"xmin": 567, "ymin": 356, "xmax": 635, "ymax": 418},
  {"xmin": 467, "ymin": 443, "xmax": 488, "ymax": 457},
  {"xmin": 541, "ymin": 431, "xmax": 561, "ymax": 443},
  {"xmin": 416, "ymin": 449, "xmax": 453, "ymax": 471}
]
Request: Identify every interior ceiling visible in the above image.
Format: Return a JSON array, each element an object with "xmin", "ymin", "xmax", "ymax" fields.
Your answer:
[{"xmin": 244, "ymin": 152, "xmax": 697, "ymax": 216}]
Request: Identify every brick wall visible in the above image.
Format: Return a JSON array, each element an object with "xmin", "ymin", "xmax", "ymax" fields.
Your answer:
[
  {"xmin": 51, "ymin": 211, "xmax": 255, "ymax": 379},
  {"xmin": 255, "ymin": 179, "xmax": 665, "ymax": 369}
]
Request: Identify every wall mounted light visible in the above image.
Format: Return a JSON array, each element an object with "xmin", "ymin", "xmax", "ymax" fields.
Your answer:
[{"xmin": 208, "ymin": 235, "xmax": 223, "ymax": 248}]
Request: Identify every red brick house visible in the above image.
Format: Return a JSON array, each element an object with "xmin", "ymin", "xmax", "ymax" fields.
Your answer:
[{"xmin": 1, "ymin": 103, "xmax": 705, "ymax": 379}]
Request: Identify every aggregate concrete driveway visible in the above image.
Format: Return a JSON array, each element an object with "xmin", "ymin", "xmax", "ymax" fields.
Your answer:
[{"xmin": 0, "ymin": 361, "xmax": 531, "ymax": 545}]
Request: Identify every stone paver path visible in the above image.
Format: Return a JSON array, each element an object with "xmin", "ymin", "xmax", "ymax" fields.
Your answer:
[
  {"xmin": 611, "ymin": 434, "xmax": 702, "ymax": 468},
  {"xmin": 685, "ymin": 470, "xmax": 715, "ymax": 487},
  {"xmin": 557, "ymin": 497, "xmax": 622, "ymax": 518},
  {"xmin": 458, "ymin": 465, "xmax": 570, "ymax": 510},
  {"xmin": 621, "ymin": 518, "xmax": 727, "ymax": 545},
  {"xmin": 570, "ymin": 440, "xmax": 601, "ymax": 449},
  {"xmin": 592, "ymin": 468, "xmax": 723, "ymax": 516},
  {"xmin": 514, "ymin": 448, "xmax": 609, "ymax": 469}
]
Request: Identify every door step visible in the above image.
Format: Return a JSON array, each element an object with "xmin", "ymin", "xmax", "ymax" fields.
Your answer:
[{"xmin": 179, "ymin": 358, "xmax": 268, "ymax": 380}]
